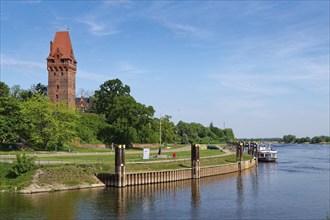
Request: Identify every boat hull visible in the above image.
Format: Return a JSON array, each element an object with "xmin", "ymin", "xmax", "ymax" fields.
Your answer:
[{"xmin": 258, "ymin": 157, "xmax": 277, "ymax": 162}]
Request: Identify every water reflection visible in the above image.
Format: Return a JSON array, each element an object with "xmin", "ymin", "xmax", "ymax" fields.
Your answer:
[
  {"xmin": 0, "ymin": 193, "xmax": 34, "ymax": 219},
  {"xmin": 191, "ymin": 179, "xmax": 200, "ymax": 208},
  {"xmin": 236, "ymin": 172, "xmax": 244, "ymax": 219},
  {"xmin": 0, "ymin": 189, "xmax": 103, "ymax": 219},
  {"xmin": 0, "ymin": 168, "xmax": 259, "ymax": 219},
  {"xmin": 191, "ymin": 179, "xmax": 200, "ymax": 218}
]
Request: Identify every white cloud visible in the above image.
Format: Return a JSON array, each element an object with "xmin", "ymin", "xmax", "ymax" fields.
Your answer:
[
  {"xmin": 75, "ymin": 0, "xmax": 134, "ymax": 37},
  {"xmin": 114, "ymin": 62, "xmax": 157, "ymax": 86},
  {"xmin": 76, "ymin": 18, "xmax": 118, "ymax": 36},
  {"xmin": 77, "ymin": 70, "xmax": 107, "ymax": 83},
  {"xmin": 142, "ymin": 4, "xmax": 212, "ymax": 39},
  {"xmin": 24, "ymin": 0, "xmax": 42, "ymax": 4},
  {"xmin": 240, "ymin": 1, "xmax": 275, "ymax": 16},
  {"xmin": 117, "ymin": 62, "xmax": 147, "ymax": 75},
  {"xmin": 0, "ymin": 53, "xmax": 43, "ymax": 72},
  {"xmin": 164, "ymin": 21, "xmax": 211, "ymax": 39}
]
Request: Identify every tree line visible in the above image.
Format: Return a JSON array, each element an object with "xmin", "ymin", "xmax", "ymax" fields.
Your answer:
[
  {"xmin": 0, "ymin": 79, "xmax": 235, "ymax": 150},
  {"xmin": 240, "ymin": 135, "xmax": 330, "ymax": 144},
  {"xmin": 282, "ymin": 135, "xmax": 330, "ymax": 144}
]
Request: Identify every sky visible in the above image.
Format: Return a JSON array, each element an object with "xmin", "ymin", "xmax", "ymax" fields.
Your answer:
[{"xmin": 0, "ymin": 0, "xmax": 329, "ymax": 138}]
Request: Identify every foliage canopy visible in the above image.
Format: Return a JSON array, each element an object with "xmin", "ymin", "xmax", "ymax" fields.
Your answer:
[{"xmin": 0, "ymin": 80, "xmax": 236, "ymax": 149}]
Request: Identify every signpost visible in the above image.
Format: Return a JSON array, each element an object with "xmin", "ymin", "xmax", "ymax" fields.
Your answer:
[{"xmin": 143, "ymin": 148, "xmax": 150, "ymax": 160}]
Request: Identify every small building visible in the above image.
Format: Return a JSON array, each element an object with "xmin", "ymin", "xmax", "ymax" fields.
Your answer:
[{"xmin": 75, "ymin": 97, "xmax": 92, "ymax": 112}]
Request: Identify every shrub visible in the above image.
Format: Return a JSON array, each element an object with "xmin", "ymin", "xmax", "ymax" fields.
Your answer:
[{"xmin": 10, "ymin": 154, "xmax": 35, "ymax": 177}]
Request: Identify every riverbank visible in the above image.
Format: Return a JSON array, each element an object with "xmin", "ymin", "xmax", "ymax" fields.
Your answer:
[
  {"xmin": 19, "ymin": 168, "xmax": 105, "ymax": 194},
  {"xmin": 0, "ymin": 163, "xmax": 105, "ymax": 193},
  {"xmin": 0, "ymin": 153, "xmax": 253, "ymax": 193},
  {"xmin": 19, "ymin": 166, "xmax": 106, "ymax": 194}
]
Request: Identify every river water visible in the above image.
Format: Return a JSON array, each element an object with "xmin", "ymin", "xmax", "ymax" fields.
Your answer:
[{"xmin": 1, "ymin": 144, "xmax": 329, "ymax": 219}]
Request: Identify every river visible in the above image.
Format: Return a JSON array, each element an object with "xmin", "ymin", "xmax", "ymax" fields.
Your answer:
[{"xmin": 0, "ymin": 144, "xmax": 329, "ymax": 219}]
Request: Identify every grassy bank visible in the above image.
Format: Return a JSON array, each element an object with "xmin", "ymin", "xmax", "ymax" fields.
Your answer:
[
  {"xmin": 0, "ymin": 153, "xmax": 253, "ymax": 192},
  {"xmin": 0, "ymin": 163, "xmax": 35, "ymax": 191},
  {"xmin": 0, "ymin": 163, "xmax": 102, "ymax": 192}
]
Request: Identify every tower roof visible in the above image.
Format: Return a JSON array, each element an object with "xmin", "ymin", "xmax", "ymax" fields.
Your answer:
[{"xmin": 47, "ymin": 31, "xmax": 76, "ymax": 62}]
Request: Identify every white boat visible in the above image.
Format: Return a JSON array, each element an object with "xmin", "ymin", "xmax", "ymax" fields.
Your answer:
[{"xmin": 257, "ymin": 144, "xmax": 278, "ymax": 162}]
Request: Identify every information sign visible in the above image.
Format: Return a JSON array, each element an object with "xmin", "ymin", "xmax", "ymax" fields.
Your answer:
[{"xmin": 143, "ymin": 148, "xmax": 150, "ymax": 160}]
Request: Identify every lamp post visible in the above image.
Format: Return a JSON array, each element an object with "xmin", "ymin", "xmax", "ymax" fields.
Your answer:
[{"xmin": 158, "ymin": 114, "xmax": 162, "ymax": 155}]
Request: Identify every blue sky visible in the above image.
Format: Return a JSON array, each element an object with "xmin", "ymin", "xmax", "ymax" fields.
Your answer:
[{"xmin": 1, "ymin": 0, "xmax": 329, "ymax": 138}]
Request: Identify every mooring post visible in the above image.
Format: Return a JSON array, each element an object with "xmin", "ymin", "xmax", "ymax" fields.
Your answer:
[
  {"xmin": 247, "ymin": 142, "xmax": 251, "ymax": 155},
  {"xmin": 252, "ymin": 143, "xmax": 258, "ymax": 166},
  {"xmin": 236, "ymin": 142, "xmax": 243, "ymax": 162},
  {"xmin": 250, "ymin": 143, "xmax": 255, "ymax": 157},
  {"xmin": 239, "ymin": 142, "xmax": 243, "ymax": 162},
  {"xmin": 191, "ymin": 144, "xmax": 200, "ymax": 179},
  {"xmin": 236, "ymin": 142, "xmax": 243, "ymax": 171},
  {"xmin": 115, "ymin": 144, "xmax": 126, "ymax": 187}
]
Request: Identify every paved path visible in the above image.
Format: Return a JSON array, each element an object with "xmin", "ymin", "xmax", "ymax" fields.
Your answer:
[{"xmin": 0, "ymin": 146, "xmax": 192, "ymax": 159}]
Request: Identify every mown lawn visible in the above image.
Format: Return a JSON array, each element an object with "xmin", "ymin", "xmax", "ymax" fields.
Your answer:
[{"xmin": 31, "ymin": 149, "xmax": 227, "ymax": 164}]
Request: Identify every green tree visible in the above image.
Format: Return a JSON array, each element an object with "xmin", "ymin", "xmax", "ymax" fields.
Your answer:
[
  {"xmin": 296, "ymin": 136, "xmax": 311, "ymax": 144},
  {"xmin": 10, "ymin": 154, "xmax": 35, "ymax": 177},
  {"xmin": 92, "ymin": 79, "xmax": 131, "ymax": 120},
  {"xmin": 159, "ymin": 115, "xmax": 177, "ymax": 144},
  {"xmin": 9, "ymin": 85, "xmax": 22, "ymax": 99},
  {"xmin": 0, "ymin": 81, "xmax": 10, "ymax": 96},
  {"xmin": 10, "ymin": 85, "xmax": 33, "ymax": 101},
  {"xmin": 209, "ymin": 122, "xmax": 225, "ymax": 143},
  {"xmin": 76, "ymin": 114, "xmax": 110, "ymax": 144},
  {"xmin": 19, "ymin": 95, "xmax": 56, "ymax": 149},
  {"xmin": 223, "ymin": 128, "xmax": 235, "ymax": 142},
  {"xmin": 19, "ymin": 95, "xmax": 78, "ymax": 150},
  {"xmin": 311, "ymin": 136, "xmax": 324, "ymax": 144},
  {"xmin": 105, "ymin": 96, "xmax": 155, "ymax": 144},
  {"xmin": 283, "ymin": 135, "xmax": 296, "ymax": 143},
  {"xmin": 176, "ymin": 121, "xmax": 191, "ymax": 144},
  {"xmin": 176, "ymin": 121, "xmax": 235, "ymax": 144},
  {"xmin": 52, "ymin": 102, "xmax": 78, "ymax": 148},
  {"xmin": 324, "ymin": 136, "xmax": 330, "ymax": 143},
  {"xmin": 0, "ymin": 82, "xmax": 21, "ymax": 145},
  {"xmin": 31, "ymin": 83, "xmax": 48, "ymax": 96}
]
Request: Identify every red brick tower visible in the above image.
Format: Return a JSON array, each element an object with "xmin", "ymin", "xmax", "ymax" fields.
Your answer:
[{"xmin": 46, "ymin": 31, "xmax": 77, "ymax": 107}]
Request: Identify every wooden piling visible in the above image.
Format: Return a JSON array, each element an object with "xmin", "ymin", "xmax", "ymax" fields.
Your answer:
[
  {"xmin": 191, "ymin": 144, "xmax": 200, "ymax": 179},
  {"xmin": 115, "ymin": 144, "xmax": 126, "ymax": 187}
]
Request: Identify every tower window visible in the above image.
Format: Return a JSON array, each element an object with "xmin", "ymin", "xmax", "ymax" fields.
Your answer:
[
  {"xmin": 54, "ymin": 72, "xmax": 56, "ymax": 76},
  {"xmin": 57, "ymin": 85, "xmax": 59, "ymax": 90},
  {"xmin": 61, "ymin": 72, "xmax": 64, "ymax": 76},
  {"xmin": 56, "ymin": 94, "xmax": 59, "ymax": 100}
]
